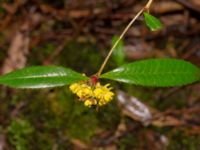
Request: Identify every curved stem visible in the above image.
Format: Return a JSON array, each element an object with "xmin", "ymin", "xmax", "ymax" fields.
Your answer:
[{"xmin": 97, "ymin": 0, "xmax": 154, "ymax": 76}]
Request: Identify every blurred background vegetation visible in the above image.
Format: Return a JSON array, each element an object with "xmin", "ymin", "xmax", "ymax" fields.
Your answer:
[{"xmin": 0, "ymin": 0, "xmax": 200, "ymax": 149}]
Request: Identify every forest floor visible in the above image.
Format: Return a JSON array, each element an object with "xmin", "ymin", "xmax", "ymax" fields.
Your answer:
[{"xmin": 0, "ymin": 0, "xmax": 200, "ymax": 149}]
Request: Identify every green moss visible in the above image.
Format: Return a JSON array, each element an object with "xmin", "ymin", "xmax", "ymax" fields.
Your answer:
[
  {"xmin": 7, "ymin": 119, "xmax": 34, "ymax": 150},
  {"xmin": 168, "ymin": 130, "xmax": 200, "ymax": 150},
  {"xmin": 64, "ymin": 96, "xmax": 98, "ymax": 141},
  {"xmin": 96, "ymin": 101, "xmax": 120, "ymax": 130}
]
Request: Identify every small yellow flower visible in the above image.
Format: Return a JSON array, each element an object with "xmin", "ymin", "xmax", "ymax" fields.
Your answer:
[
  {"xmin": 84, "ymin": 100, "xmax": 93, "ymax": 107},
  {"xmin": 84, "ymin": 99, "xmax": 97, "ymax": 107},
  {"xmin": 69, "ymin": 83, "xmax": 79, "ymax": 93},
  {"xmin": 69, "ymin": 82, "xmax": 93, "ymax": 98},
  {"xmin": 94, "ymin": 83, "xmax": 114, "ymax": 103},
  {"xmin": 69, "ymin": 81, "xmax": 114, "ymax": 107}
]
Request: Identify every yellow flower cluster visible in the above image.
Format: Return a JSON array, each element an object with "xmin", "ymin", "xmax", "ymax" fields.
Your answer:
[{"xmin": 69, "ymin": 82, "xmax": 114, "ymax": 107}]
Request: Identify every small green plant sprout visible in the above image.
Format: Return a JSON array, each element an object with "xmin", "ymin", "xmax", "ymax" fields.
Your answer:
[
  {"xmin": 0, "ymin": 0, "xmax": 199, "ymax": 107},
  {"xmin": 143, "ymin": 12, "xmax": 163, "ymax": 31}
]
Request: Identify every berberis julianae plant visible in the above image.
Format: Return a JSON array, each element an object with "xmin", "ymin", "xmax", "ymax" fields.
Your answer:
[{"xmin": 0, "ymin": 0, "xmax": 199, "ymax": 107}]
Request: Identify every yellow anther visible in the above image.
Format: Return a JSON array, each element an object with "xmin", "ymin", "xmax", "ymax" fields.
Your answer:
[{"xmin": 84, "ymin": 100, "xmax": 93, "ymax": 107}]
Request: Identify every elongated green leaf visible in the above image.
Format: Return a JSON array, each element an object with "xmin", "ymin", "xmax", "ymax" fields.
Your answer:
[
  {"xmin": 101, "ymin": 59, "xmax": 200, "ymax": 87},
  {"xmin": 0, "ymin": 66, "xmax": 88, "ymax": 88},
  {"xmin": 112, "ymin": 36, "xmax": 125, "ymax": 66},
  {"xmin": 144, "ymin": 12, "xmax": 162, "ymax": 31}
]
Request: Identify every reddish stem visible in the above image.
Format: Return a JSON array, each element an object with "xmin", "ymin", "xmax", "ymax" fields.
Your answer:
[{"xmin": 90, "ymin": 75, "xmax": 99, "ymax": 85}]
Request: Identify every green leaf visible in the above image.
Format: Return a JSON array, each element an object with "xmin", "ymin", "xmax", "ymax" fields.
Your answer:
[
  {"xmin": 0, "ymin": 66, "xmax": 88, "ymax": 88},
  {"xmin": 112, "ymin": 36, "xmax": 125, "ymax": 66},
  {"xmin": 101, "ymin": 59, "xmax": 200, "ymax": 87},
  {"xmin": 144, "ymin": 12, "xmax": 163, "ymax": 31}
]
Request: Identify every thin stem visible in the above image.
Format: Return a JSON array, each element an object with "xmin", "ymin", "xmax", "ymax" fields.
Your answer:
[
  {"xmin": 97, "ymin": 0, "xmax": 154, "ymax": 76},
  {"xmin": 145, "ymin": 0, "xmax": 154, "ymax": 10}
]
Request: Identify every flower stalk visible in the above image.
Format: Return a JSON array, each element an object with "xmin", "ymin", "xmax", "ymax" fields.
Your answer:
[{"xmin": 97, "ymin": 0, "xmax": 154, "ymax": 76}]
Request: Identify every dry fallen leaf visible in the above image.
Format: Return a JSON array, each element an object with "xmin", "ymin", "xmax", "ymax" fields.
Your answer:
[
  {"xmin": 117, "ymin": 90, "xmax": 152, "ymax": 126},
  {"xmin": 1, "ymin": 23, "xmax": 29, "ymax": 74},
  {"xmin": 117, "ymin": 90, "xmax": 184, "ymax": 127}
]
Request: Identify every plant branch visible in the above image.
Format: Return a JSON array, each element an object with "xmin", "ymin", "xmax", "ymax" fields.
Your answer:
[{"xmin": 97, "ymin": 0, "xmax": 154, "ymax": 76}]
